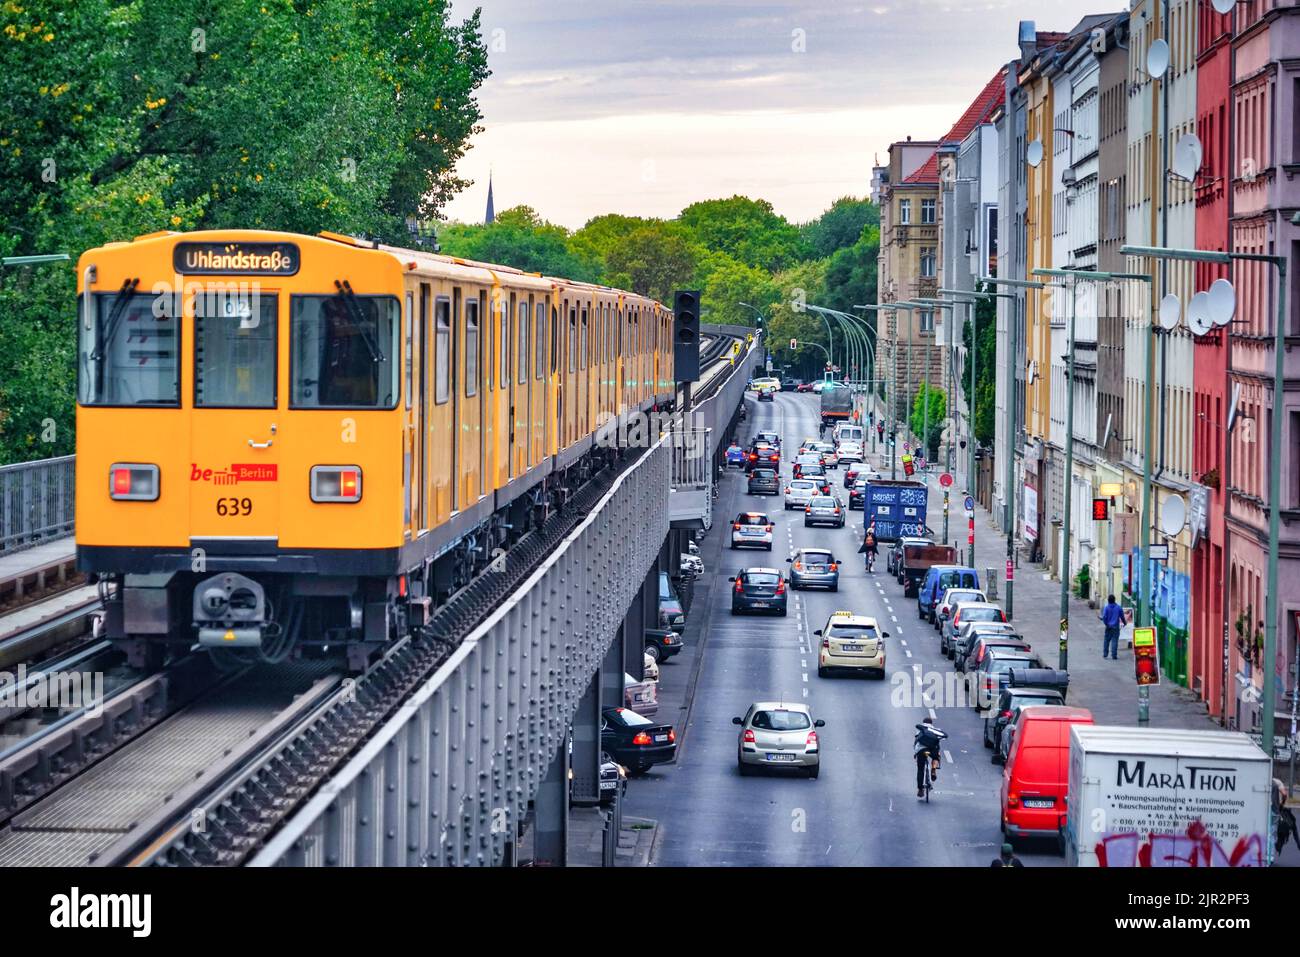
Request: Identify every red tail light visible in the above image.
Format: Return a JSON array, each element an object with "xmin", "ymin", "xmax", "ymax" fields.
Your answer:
[
  {"xmin": 830, "ymin": 563, "xmax": 838, "ymax": 571},
  {"xmin": 805, "ymin": 506, "xmax": 811, "ymax": 513},
  {"xmin": 748, "ymin": 453, "xmax": 757, "ymax": 461},
  {"xmin": 821, "ymin": 637, "xmax": 830, "ymax": 649},
  {"xmin": 632, "ymin": 732, "xmax": 652, "ymax": 746},
  {"xmin": 735, "ymin": 578, "xmax": 744, "ymax": 593},
  {"xmin": 1007, "ymin": 792, "xmax": 1020, "ymax": 807},
  {"xmin": 668, "ymin": 729, "xmax": 676, "ymax": 743},
  {"xmin": 765, "ymin": 524, "xmax": 773, "ymax": 532},
  {"xmin": 1000, "ymin": 710, "xmax": 1012, "ymax": 719},
  {"xmin": 311, "ymin": 465, "xmax": 363, "ymax": 503},
  {"xmin": 775, "ymin": 579, "xmax": 786, "ymax": 594},
  {"xmin": 806, "ymin": 731, "xmax": 819, "ymax": 748},
  {"xmin": 733, "ymin": 522, "xmax": 741, "ymax": 530},
  {"xmin": 108, "ymin": 463, "xmax": 160, "ymax": 501},
  {"xmin": 743, "ymin": 729, "xmax": 756, "ymax": 743},
  {"xmin": 833, "ymin": 507, "xmax": 841, "ymax": 514}
]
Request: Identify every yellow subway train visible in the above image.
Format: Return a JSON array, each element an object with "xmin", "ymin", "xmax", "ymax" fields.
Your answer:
[{"xmin": 74, "ymin": 229, "xmax": 674, "ymax": 667}]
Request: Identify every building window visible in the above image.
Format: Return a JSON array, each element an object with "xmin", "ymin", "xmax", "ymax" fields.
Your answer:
[
  {"xmin": 920, "ymin": 247, "xmax": 936, "ymax": 278},
  {"xmin": 920, "ymin": 310, "xmax": 934, "ymax": 333},
  {"xmin": 921, "ymin": 199, "xmax": 936, "ymax": 224},
  {"xmin": 899, "ymin": 199, "xmax": 912, "ymax": 225}
]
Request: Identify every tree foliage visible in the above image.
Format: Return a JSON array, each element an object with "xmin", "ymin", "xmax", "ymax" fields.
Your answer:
[
  {"xmin": 801, "ymin": 196, "xmax": 880, "ymax": 259},
  {"xmin": 910, "ymin": 383, "xmax": 947, "ymax": 460},
  {"xmin": 962, "ymin": 297, "xmax": 998, "ymax": 445}
]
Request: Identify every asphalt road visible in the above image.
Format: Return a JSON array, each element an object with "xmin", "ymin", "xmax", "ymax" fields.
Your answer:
[{"xmin": 623, "ymin": 390, "xmax": 1064, "ymax": 866}]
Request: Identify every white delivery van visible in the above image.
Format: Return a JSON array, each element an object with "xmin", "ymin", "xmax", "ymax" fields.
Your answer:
[
  {"xmin": 833, "ymin": 424, "xmax": 864, "ymax": 445},
  {"xmin": 1065, "ymin": 726, "xmax": 1272, "ymax": 867}
]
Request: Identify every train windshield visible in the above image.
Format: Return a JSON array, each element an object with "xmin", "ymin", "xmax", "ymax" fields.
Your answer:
[
  {"xmin": 78, "ymin": 290, "xmax": 181, "ymax": 407},
  {"xmin": 291, "ymin": 294, "xmax": 400, "ymax": 409},
  {"xmin": 194, "ymin": 292, "xmax": 278, "ymax": 408}
]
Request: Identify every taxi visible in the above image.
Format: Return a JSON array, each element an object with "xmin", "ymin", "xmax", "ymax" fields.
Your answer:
[{"xmin": 815, "ymin": 611, "xmax": 889, "ymax": 679}]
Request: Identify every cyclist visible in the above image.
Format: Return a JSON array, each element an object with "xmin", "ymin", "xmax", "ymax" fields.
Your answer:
[
  {"xmin": 858, "ymin": 524, "xmax": 878, "ymax": 573},
  {"xmin": 914, "ymin": 717, "xmax": 947, "ymax": 798}
]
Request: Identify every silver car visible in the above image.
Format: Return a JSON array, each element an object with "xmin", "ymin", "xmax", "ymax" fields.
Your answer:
[
  {"xmin": 837, "ymin": 441, "xmax": 864, "ymax": 464},
  {"xmin": 784, "ymin": 478, "xmax": 819, "ymax": 510},
  {"xmin": 812, "ymin": 441, "xmax": 839, "ymax": 469},
  {"xmin": 803, "ymin": 494, "xmax": 845, "ymax": 528},
  {"xmin": 787, "ymin": 547, "xmax": 841, "ymax": 591},
  {"xmin": 734, "ymin": 702, "xmax": 825, "ymax": 778}
]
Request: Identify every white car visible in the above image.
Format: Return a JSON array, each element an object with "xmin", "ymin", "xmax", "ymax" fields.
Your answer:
[
  {"xmin": 784, "ymin": 479, "xmax": 819, "ymax": 510},
  {"xmin": 837, "ymin": 441, "xmax": 864, "ymax": 464},
  {"xmin": 934, "ymin": 586, "xmax": 988, "ymax": 631},
  {"xmin": 681, "ymin": 553, "xmax": 704, "ymax": 576},
  {"xmin": 643, "ymin": 653, "xmax": 660, "ymax": 683},
  {"xmin": 731, "ymin": 511, "xmax": 774, "ymax": 550},
  {"xmin": 811, "ymin": 380, "xmax": 829, "ymax": 394}
]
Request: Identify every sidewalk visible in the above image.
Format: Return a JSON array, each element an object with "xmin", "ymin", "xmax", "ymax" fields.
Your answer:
[{"xmin": 865, "ymin": 446, "xmax": 1215, "ymax": 732}]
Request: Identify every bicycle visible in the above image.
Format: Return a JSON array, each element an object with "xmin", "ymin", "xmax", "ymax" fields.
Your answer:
[
  {"xmin": 864, "ymin": 550, "xmax": 876, "ymax": 574},
  {"xmin": 918, "ymin": 750, "xmax": 933, "ymax": 803}
]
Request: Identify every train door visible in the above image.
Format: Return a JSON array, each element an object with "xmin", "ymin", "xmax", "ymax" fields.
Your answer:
[
  {"xmin": 404, "ymin": 287, "xmax": 416, "ymax": 539},
  {"xmin": 188, "ymin": 286, "xmax": 281, "ymax": 541},
  {"xmin": 452, "ymin": 286, "xmax": 464, "ymax": 512},
  {"xmin": 434, "ymin": 290, "xmax": 452, "ymax": 519},
  {"xmin": 579, "ymin": 303, "xmax": 589, "ymax": 441},
  {"xmin": 418, "ymin": 287, "xmax": 430, "ymax": 534},
  {"xmin": 472, "ymin": 291, "xmax": 485, "ymax": 500},
  {"xmin": 517, "ymin": 296, "xmax": 529, "ymax": 476},
  {"xmin": 506, "ymin": 292, "xmax": 517, "ymax": 481},
  {"xmin": 534, "ymin": 298, "xmax": 546, "ymax": 463}
]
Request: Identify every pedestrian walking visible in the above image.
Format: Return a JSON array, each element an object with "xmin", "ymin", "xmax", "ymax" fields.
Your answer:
[
  {"xmin": 989, "ymin": 843, "xmax": 1023, "ymax": 867},
  {"xmin": 1099, "ymin": 594, "xmax": 1124, "ymax": 661}
]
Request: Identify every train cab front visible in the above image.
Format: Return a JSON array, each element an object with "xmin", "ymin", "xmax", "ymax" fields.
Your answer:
[{"xmin": 74, "ymin": 230, "xmax": 407, "ymax": 669}]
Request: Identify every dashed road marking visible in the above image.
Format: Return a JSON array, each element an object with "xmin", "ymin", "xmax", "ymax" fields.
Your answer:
[
  {"xmin": 944, "ymin": 749, "xmax": 954, "ymax": 764},
  {"xmin": 928, "ymin": 707, "xmax": 937, "ymax": 721}
]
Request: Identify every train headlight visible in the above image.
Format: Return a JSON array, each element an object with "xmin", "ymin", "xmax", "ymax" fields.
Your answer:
[
  {"xmin": 310, "ymin": 465, "xmax": 362, "ymax": 503},
  {"xmin": 108, "ymin": 463, "xmax": 159, "ymax": 501}
]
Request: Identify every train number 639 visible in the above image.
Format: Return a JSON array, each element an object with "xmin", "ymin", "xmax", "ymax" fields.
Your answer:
[{"xmin": 216, "ymin": 497, "xmax": 253, "ymax": 516}]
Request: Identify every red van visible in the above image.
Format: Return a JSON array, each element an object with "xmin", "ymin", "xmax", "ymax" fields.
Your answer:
[{"xmin": 1000, "ymin": 705, "xmax": 1094, "ymax": 848}]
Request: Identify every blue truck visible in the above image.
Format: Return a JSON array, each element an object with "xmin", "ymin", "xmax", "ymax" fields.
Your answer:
[{"xmin": 862, "ymin": 480, "xmax": 928, "ymax": 542}]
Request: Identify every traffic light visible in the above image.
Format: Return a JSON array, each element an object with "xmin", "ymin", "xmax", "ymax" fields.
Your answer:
[
  {"xmin": 1133, "ymin": 627, "xmax": 1161, "ymax": 686},
  {"xmin": 790, "ymin": 338, "xmax": 798, "ymax": 350},
  {"xmin": 1092, "ymin": 498, "xmax": 1110, "ymax": 521},
  {"xmin": 673, "ymin": 289, "xmax": 701, "ymax": 382}
]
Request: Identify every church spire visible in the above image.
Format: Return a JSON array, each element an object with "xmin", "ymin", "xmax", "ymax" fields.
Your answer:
[{"xmin": 484, "ymin": 171, "xmax": 495, "ymax": 224}]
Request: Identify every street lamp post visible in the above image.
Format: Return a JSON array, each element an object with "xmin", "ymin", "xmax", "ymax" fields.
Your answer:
[{"xmin": 1123, "ymin": 242, "xmax": 1289, "ymax": 763}]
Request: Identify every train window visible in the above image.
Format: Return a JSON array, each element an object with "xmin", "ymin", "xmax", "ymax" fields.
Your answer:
[
  {"xmin": 568, "ymin": 307, "xmax": 577, "ymax": 373},
  {"xmin": 434, "ymin": 295, "xmax": 449, "ymax": 404},
  {"xmin": 405, "ymin": 291, "xmax": 414, "ymax": 411},
  {"xmin": 77, "ymin": 291, "xmax": 180, "ymax": 407},
  {"xmin": 551, "ymin": 305, "xmax": 559, "ymax": 375},
  {"xmin": 466, "ymin": 296, "xmax": 479, "ymax": 397},
  {"xmin": 518, "ymin": 300, "xmax": 528, "ymax": 385},
  {"xmin": 534, "ymin": 301, "xmax": 545, "ymax": 380},
  {"xmin": 499, "ymin": 297, "xmax": 509, "ymax": 387},
  {"xmin": 290, "ymin": 294, "xmax": 399, "ymax": 409},
  {"xmin": 581, "ymin": 307, "xmax": 588, "ymax": 370},
  {"xmin": 194, "ymin": 291, "xmax": 277, "ymax": 408}
]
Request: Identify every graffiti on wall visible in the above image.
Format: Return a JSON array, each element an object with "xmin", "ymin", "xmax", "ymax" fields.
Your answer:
[{"xmin": 1096, "ymin": 820, "xmax": 1265, "ymax": 867}]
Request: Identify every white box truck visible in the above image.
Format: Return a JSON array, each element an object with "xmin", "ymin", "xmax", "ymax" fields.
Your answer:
[{"xmin": 1065, "ymin": 726, "xmax": 1272, "ymax": 867}]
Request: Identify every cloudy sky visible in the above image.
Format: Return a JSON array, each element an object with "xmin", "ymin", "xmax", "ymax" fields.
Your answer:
[{"xmin": 442, "ymin": 0, "xmax": 1111, "ymax": 229}]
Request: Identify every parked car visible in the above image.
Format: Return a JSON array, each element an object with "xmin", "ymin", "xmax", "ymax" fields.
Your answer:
[
  {"xmin": 984, "ymin": 679, "xmax": 1069, "ymax": 760},
  {"xmin": 602, "ymin": 707, "xmax": 676, "ymax": 775},
  {"xmin": 624, "ymin": 671, "xmax": 658, "ymax": 717},
  {"xmin": 787, "ymin": 548, "xmax": 841, "ymax": 591},
  {"xmin": 730, "ymin": 511, "xmax": 774, "ymax": 550},
  {"xmin": 887, "ymin": 536, "xmax": 933, "ymax": 576},
  {"xmin": 815, "ymin": 611, "xmax": 888, "ymax": 679},
  {"xmin": 658, "ymin": 571, "xmax": 685, "ymax": 633},
  {"xmin": 944, "ymin": 601, "xmax": 1009, "ymax": 650},
  {"xmin": 681, "ymin": 551, "xmax": 704, "ymax": 577},
  {"xmin": 781, "ymin": 377, "xmax": 802, "ymax": 392},
  {"xmin": 950, "ymin": 620, "xmax": 1021, "ymax": 660},
  {"xmin": 971, "ymin": 649, "xmax": 1045, "ymax": 712},
  {"xmin": 796, "ymin": 381, "xmax": 815, "ymax": 393},
  {"xmin": 999, "ymin": 706, "xmax": 1094, "ymax": 849},
  {"xmin": 729, "ymin": 567, "xmax": 788, "ymax": 615},
  {"xmin": 933, "ymin": 586, "xmax": 988, "ymax": 632},
  {"xmin": 803, "ymin": 494, "xmax": 845, "ymax": 528},
  {"xmin": 747, "ymin": 467, "xmax": 780, "ymax": 496},
  {"xmin": 784, "ymin": 479, "xmax": 819, "ymax": 510},
  {"xmin": 812, "ymin": 441, "xmax": 839, "ymax": 469},
  {"xmin": 644, "ymin": 627, "xmax": 683, "ymax": 662},
  {"xmin": 958, "ymin": 634, "xmax": 1031, "ymax": 675},
  {"xmin": 916, "ymin": 565, "xmax": 981, "ymax": 622},
  {"xmin": 598, "ymin": 752, "xmax": 627, "ymax": 805},
  {"xmin": 642, "ymin": 653, "xmax": 660, "ymax": 683},
  {"xmin": 734, "ymin": 702, "xmax": 825, "ymax": 778},
  {"xmin": 810, "ymin": 380, "xmax": 829, "ymax": 394}
]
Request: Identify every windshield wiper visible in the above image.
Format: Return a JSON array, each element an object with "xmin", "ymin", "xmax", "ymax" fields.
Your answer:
[
  {"xmin": 89, "ymin": 277, "xmax": 140, "ymax": 362},
  {"xmin": 332, "ymin": 279, "xmax": 386, "ymax": 364}
]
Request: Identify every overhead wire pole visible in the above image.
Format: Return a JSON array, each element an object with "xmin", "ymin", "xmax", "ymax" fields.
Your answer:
[
  {"xmin": 806, "ymin": 304, "xmax": 879, "ymax": 423},
  {"xmin": 977, "ymin": 277, "xmax": 1046, "ymax": 623}
]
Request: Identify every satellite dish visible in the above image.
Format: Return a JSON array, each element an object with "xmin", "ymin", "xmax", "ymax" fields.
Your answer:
[
  {"xmin": 1161, "ymin": 493, "xmax": 1187, "ymax": 537},
  {"xmin": 1172, "ymin": 133, "xmax": 1203, "ymax": 181},
  {"xmin": 1027, "ymin": 140, "xmax": 1044, "ymax": 169},
  {"xmin": 1185, "ymin": 292, "xmax": 1213, "ymax": 337},
  {"xmin": 1208, "ymin": 277, "xmax": 1237, "ymax": 327},
  {"xmin": 1211, "ymin": 0, "xmax": 1235, "ymax": 13},
  {"xmin": 1158, "ymin": 293, "xmax": 1182, "ymax": 331},
  {"xmin": 1147, "ymin": 38, "xmax": 1170, "ymax": 79}
]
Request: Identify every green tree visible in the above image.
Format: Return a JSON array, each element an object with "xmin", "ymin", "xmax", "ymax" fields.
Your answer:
[
  {"xmin": 764, "ymin": 259, "xmax": 829, "ymax": 379},
  {"xmin": 961, "ymin": 297, "xmax": 998, "ymax": 445},
  {"xmin": 910, "ymin": 383, "xmax": 947, "ymax": 461},
  {"xmin": 678, "ymin": 196, "xmax": 810, "ymax": 273},
  {"xmin": 605, "ymin": 224, "xmax": 697, "ymax": 302},
  {"xmin": 801, "ymin": 196, "xmax": 880, "ymax": 259},
  {"xmin": 438, "ymin": 206, "xmax": 599, "ymax": 282},
  {"xmin": 695, "ymin": 251, "xmax": 779, "ymax": 328},
  {"xmin": 569, "ymin": 213, "xmax": 658, "ymax": 266}
]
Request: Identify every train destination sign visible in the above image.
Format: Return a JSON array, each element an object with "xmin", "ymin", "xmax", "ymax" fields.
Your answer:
[{"xmin": 173, "ymin": 241, "xmax": 300, "ymax": 276}]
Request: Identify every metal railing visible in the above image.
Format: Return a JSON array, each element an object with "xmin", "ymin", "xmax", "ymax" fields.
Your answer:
[
  {"xmin": 667, "ymin": 428, "xmax": 713, "ymax": 527},
  {"xmin": 0, "ymin": 456, "xmax": 75, "ymax": 554}
]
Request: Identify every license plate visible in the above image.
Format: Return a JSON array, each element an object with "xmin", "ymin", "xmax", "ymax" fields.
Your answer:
[
  {"xmin": 750, "ymin": 601, "xmax": 769, "ymax": 608},
  {"xmin": 807, "ymin": 565, "xmax": 824, "ymax": 573},
  {"xmin": 1023, "ymin": 798, "xmax": 1054, "ymax": 808},
  {"xmin": 840, "ymin": 644, "xmax": 862, "ymax": 652},
  {"xmin": 600, "ymin": 780, "xmax": 617, "ymax": 790},
  {"xmin": 654, "ymin": 734, "xmax": 668, "ymax": 743},
  {"xmin": 766, "ymin": 753, "xmax": 796, "ymax": 762},
  {"xmin": 742, "ymin": 529, "xmax": 762, "ymax": 536}
]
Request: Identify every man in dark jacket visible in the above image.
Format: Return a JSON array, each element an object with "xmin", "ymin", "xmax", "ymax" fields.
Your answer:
[
  {"xmin": 990, "ymin": 843, "xmax": 1024, "ymax": 867},
  {"xmin": 1099, "ymin": 595, "xmax": 1124, "ymax": 660}
]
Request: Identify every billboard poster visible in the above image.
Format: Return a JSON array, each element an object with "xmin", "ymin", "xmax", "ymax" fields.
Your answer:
[{"xmin": 1023, "ymin": 482, "xmax": 1038, "ymax": 541}]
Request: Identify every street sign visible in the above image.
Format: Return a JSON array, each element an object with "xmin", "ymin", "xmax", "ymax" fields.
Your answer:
[
  {"xmin": 1006, "ymin": 559, "xmax": 1014, "ymax": 581},
  {"xmin": 964, "ymin": 495, "xmax": 975, "ymax": 512},
  {"xmin": 1148, "ymin": 543, "xmax": 1170, "ymax": 561},
  {"xmin": 940, "ymin": 473, "xmax": 953, "ymax": 488}
]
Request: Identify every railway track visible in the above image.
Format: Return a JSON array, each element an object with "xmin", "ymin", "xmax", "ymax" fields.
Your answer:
[{"xmin": 0, "ymin": 331, "xmax": 752, "ymax": 867}]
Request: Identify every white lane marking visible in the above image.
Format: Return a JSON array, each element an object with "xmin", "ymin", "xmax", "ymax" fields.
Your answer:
[
  {"xmin": 891, "ymin": 615, "xmax": 898, "ymax": 622},
  {"xmin": 801, "ymin": 659, "xmax": 807, "ymax": 668},
  {"xmin": 802, "ymin": 673, "xmax": 808, "ymax": 682},
  {"xmin": 928, "ymin": 707, "xmax": 937, "ymax": 720},
  {"xmin": 944, "ymin": 749, "xmax": 954, "ymax": 764},
  {"xmin": 905, "ymin": 649, "xmax": 912, "ymax": 658}
]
